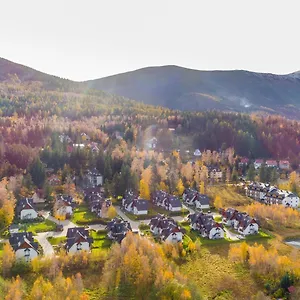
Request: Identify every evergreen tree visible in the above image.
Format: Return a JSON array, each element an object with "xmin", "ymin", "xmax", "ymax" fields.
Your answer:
[
  {"xmin": 29, "ymin": 158, "xmax": 46, "ymax": 188},
  {"xmin": 246, "ymin": 164, "xmax": 255, "ymax": 181}
]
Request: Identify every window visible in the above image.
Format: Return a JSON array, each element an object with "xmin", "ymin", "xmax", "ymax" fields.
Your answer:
[{"xmin": 77, "ymin": 243, "xmax": 82, "ymax": 251}]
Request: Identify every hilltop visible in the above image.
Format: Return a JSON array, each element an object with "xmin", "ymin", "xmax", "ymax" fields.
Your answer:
[{"xmin": 86, "ymin": 65, "xmax": 300, "ymax": 119}]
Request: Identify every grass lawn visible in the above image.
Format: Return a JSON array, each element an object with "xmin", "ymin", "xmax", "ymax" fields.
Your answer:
[
  {"xmin": 213, "ymin": 215, "xmax": 222, "ymax": 222},
  {"xmin": 20, "ymin": 219, "xmax": 57, "ymax": 234},
  {"xmin": 90, "ymin": 230, "xmax": 112, "ymax": 253},
  {"xmin": 47, "ymin": 236, "xmax": 66, "ymax": 246},
  {"xmin": 72, "ymin": 205, "xmax": 106, "ymax": 225}
]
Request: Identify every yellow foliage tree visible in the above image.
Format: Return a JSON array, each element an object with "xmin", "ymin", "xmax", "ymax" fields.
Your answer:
[
  {"xmin": 199, "ymin": 182, "xmax": 205, "ymax": 194},
  {"xmin": 2, "ymin": 243, "xmax": 15, "ymax": 277},
  {"xmin": 176, "ymin": 179, "xmax": 185, "ymax": 196},
  {"xmin": 158, "ymin": 181, "xmax": 168, "ymax": 192},
  {"xmin": 107, "ymin": 206, "xmax": 117, "ymax": 219},
  {"xmin": 214, "ymin": 195, "xmax": 223, "ymax": 209},
  {"xmin": 139, "ymin": 179, "xmax": 150, "ymax": 200}
]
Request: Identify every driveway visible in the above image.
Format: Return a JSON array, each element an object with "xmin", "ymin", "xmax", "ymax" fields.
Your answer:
[
  {"xmin": 35, "ymin": 232, "xmax": 55, "ymax": 257},
  {"xmin": 223, "ymin": 227, "xmax": 239, "ymax": 241},
  {"xmin": 115, "ymin": 206, "xmax": 142, "ymax": 230}
]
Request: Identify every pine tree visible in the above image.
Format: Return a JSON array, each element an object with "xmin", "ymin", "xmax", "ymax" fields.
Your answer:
[
  {"xmin": 29, "ymin": 158, "xmax": 46, "ymax": 188},
  {"xmin": 246, "ymin": 164, "xmax": 255, "ymax": 181}
]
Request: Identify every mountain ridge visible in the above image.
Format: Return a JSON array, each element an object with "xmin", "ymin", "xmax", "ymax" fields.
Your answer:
[{"xmin": 1, "ymin": 57, "xmax": 300, "ymax": 118}]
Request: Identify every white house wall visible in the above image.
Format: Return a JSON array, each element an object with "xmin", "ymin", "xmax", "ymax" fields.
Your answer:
[
  {"xmin": 68, "ymin": 241, "xmax": 90, "ymax": 254},
  {"xmin": 20, "ymin": 209, "xmax": 38, "ymax": 220},
  {"xmin": 15, "ymin": 248, "xmax": 38, "ymax": 261}
]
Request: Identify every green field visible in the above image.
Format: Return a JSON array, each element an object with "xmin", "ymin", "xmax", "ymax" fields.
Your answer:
[
  {"xmin": 20, "ymin": 219, "xmax": 57, "ymax": 234},
  {"xmin": 0, "ymin": 243, "xmax": 3, "ymax": 257}
]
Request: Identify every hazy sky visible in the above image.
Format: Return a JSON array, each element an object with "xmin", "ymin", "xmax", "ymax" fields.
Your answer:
[{"xmin": 1, "ymin": 0, "xmax": 299, "ymax": 81}]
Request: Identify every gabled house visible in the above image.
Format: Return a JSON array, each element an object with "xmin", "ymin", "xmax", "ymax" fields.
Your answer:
[
  {"xmin": 220, "ymin": 208, "xmax": 259, "ymax": 235},
  {"xmin": 266, "ymin": 160, "xmax": 278, "ymax": 168},
  {"xmin": 85, "ymin": 168, "xmax": 103, "ymax": 187},
  {"xmin": 246, "ymin": 182, "xmax": 300, "ymax": 208},
  {"xmin": 86, "ymin": 192, "xmax": 111, "ymax": 218},
  {"xmin": 245, "ymin": 182, "xmax": 270, "ymax": 201},
  {"xmin": 279, "ymin": 160, "xmax": 290, "ymax": 170},
  {"xmin": 238, "ymin": 157, "xmax": 249, "ymax": 167},
  {"xmin": 208, "ymin": 167, "xmax": 223, "ymax": 181},
  {"xmin": 149, "ymin": 214, "xmax": 183, "ymax": 242},
  {"xmin": 254, "ymin": 159, "xmax": 264, "ymax": 169},
  {"xmin": 122, "ymin": 191, "xmax": 149, "ymax": 215},
  {"xmin": 59, "ymin": 134, "xmax": 72, "ymax": 144},
  {"xmin": 234, "ymin": 212, "xmax": 259, "ymax": 235},
  {"xmin": 219, "ymin": 208, "xmax": 239, "ymax": 226},
  {"xmin": 264, "ymin": 187, "xmax": 299, "ymax": 208},
  {"xmin": 55, "ymin": 194, "xmax": 75, "ymax": 218},
  {"xmin": 9, "ymin": 232, "xmax": 39, "ymax": 261},
  {"xmin": 188, "ymin": 212, "xmax": 224, "ymax": 239},
  {"xmin": 194, "ymin": 149, "xmax": 202, "ymax": 157},
  {"xmin": 81, "ymin": 132, "xmax": 90, "ymax": 142},
  {"xmin": 16, "ymin": 198, "xmax": 38, "ymax": 220},
  {"xmin": 182, "ymin": 189, "xmax": 210, "ymax": 209},
  {"xmin": 47, "ymin": 174, "xmax": 61, "ymax": 186},
  {"xmin": 65, "ymin": 227, "xmax": 93, "ymax": 254},
  {"xmin": 145, "ymin": 137, "xmax": 157, "ymax": 150},
  {"xmin": 106, "ymin": 218, "xmax": 132, "ymax": 243},
  {"xmin": 151, "ymin": 190, "xmax": 182, "ymax": 211}
]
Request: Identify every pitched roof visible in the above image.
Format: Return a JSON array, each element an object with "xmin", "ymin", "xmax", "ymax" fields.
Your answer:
[
  {"xmin": 65, "ymin": 227, "xmax": 93, "ymax": 251},
  {"xmin": 188, "ymin": 212, "xmax": 223, "ymax": 233},
  {"xmin": 9, "ymin": 232, "xmax": 38, "ymax": 252},
  {"xmin": 106, "ymin": 218, "xmax": 132, "ymax": 243},
  {"xmin": 132, "ymin": 199, "xmax": 149, "ymax": 211},
  {"xmin": 16, "ymin": 198, "xmax": 36, "ymax": 216}
]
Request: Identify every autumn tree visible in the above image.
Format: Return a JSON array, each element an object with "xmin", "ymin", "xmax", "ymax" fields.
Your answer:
[
  {"xmin": 107, "ymin": 206, "xmax": 117, "ymax": 219},
  {"xmin": 176, "ymin": 178, "xmax": 184, "ymax": 196},
  {"xmin": 214, "ymin": 195, "xmax": 223, "ymax": 209},
  {"xmin": 2, "ymin": 243, "xmax": 15, "ymax": 277},
  {"xmin": 139, "ymin": 179, "xmax": 150, "ymax": 200}
]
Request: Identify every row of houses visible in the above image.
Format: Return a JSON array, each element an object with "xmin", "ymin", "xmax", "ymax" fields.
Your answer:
[
  {"xmin": 245, "ymin": 182, "xmax": 299, "ymax": 208},
  {"xmin": 220, "ymin": 208, "xmax": 259, "ymax": 235},
  {"xmin": 239, "ymin": 158, "xmax": 290, "ymax": 170}
]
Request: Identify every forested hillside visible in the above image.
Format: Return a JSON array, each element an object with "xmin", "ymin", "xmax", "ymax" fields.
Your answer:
[{"xmin": 86, "ymin": 65, "xmax": 300, "ymax": 119}]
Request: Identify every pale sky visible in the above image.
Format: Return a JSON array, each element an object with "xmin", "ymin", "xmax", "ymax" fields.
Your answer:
[{"xmin": 0, "ymin": 0, "xmax": 299, "ymax": 81}]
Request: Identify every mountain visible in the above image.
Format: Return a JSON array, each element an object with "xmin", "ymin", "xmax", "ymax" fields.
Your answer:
[
  {"xmin": 1, "ymin": 57, "xmax": 300, "ymax": 118},
  {"xmin": 85, "ymin": 65, "xmax": 300, "ymax": 118},
  {"xmin": 0, "ymin": 57, "xmax": 80, "ymax": 91}
]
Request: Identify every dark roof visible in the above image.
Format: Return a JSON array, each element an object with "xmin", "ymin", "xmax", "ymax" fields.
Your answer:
[
  {"xmin": 132, "ymin": 199, "xmax": 149, "ymax": 211},
  {"xmin": 56, "ymin": 194, "xmax": 75, "ymax": 207},
  {"xmin": 106, "ymin": 218, "xmax": 132, "ymax": 243},
  {"xmin": 150, "ymin": 214, "xmax": 182, "ymax": 239},
  {"xmin": 188, "ymin": 212, "xmax": 223, "ymax": 233},
  {"xmin": 88, "ymin": 168, "xmax": 102, "ymax": 176},
  {"xmin": 16, "ymin": 198, "xmax": 36, "ymax": 215},
  {"xmin": 9, "ymin": 232, "xmax": 38, "ymax": 252},
  {"xmin": 235, "ymin": 212, "xmax": 257, "ymax": 230},
  {"xmin": 220, "ymin": 208, "xmax": 239, "ymax": 220},
  {"xmin": 65, "ymin": 227, "xmax": 93, "ymax": 251},
  {"xmin": 83, "ymin": 186, "xmax": 102, "ymax": 196},
  {"xmin": 183, "ymin": 189, "xmax": 210, "ymax": 205},
  {"xmin": 167, "ymin": 196, "xmax": 182, "ymax": 208}
]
